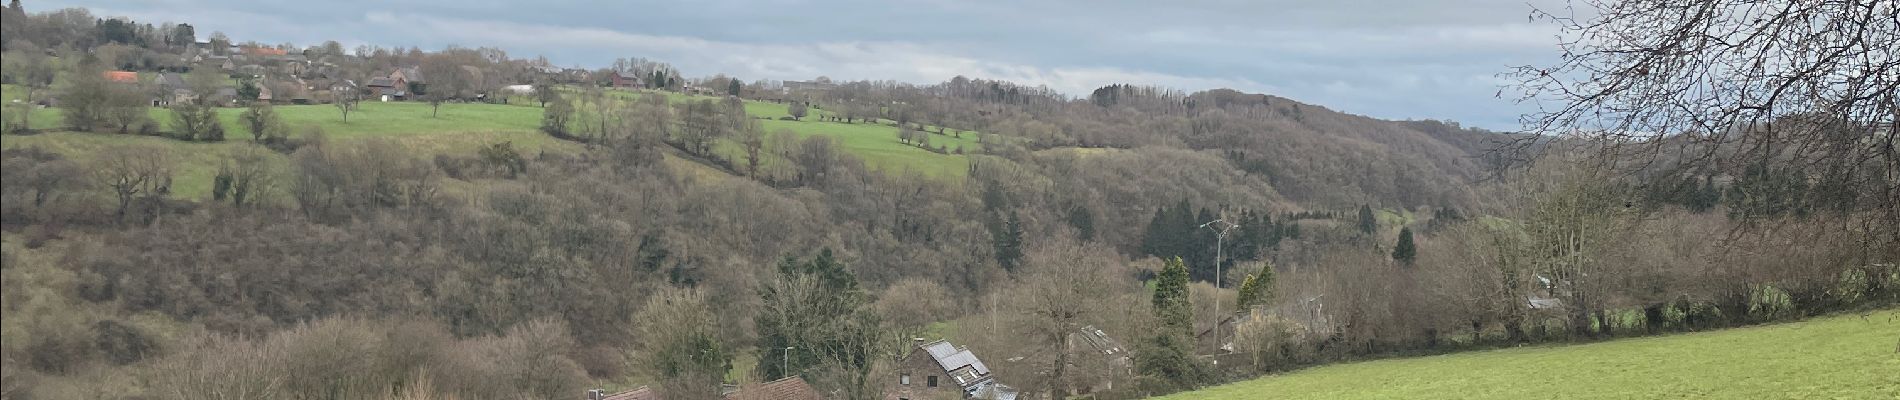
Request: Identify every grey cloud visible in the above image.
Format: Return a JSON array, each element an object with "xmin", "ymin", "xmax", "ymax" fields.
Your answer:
[{"xmin": 39, "ymin": 0, "xmax": 1570, "ymax": 129}]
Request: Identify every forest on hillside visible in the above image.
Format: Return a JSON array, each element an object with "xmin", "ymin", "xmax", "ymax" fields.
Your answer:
[{"xmin": 2, "ymin": 1, "xmax": 1896, "ymax": 400}]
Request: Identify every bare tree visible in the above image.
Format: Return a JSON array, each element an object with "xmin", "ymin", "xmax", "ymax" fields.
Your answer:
[
  {"xmin": 421, "ymin": 57, "xmax": 467, "ymax": 117},
  {"xmin": 736, "ymin": 123, "xmax": 767, "ymax": 177},
  {"xmin": 93, "ymin": 145, "xmax": 173, "ymax": 224},
  {"xmin": 872, "ymin": 278, "xmax": 959, "ymax": 334},
  {"xmin": 215, "ymin": 146, "xmax": 279, "ymax": 207},
  {"xmin": 1511, "ymin": 0, "xmax": 1899, "ymax": 254},
  {"xmin": 333, "ymin": 87, "xmax": 358, "ymax": 123},
  {"xmin": 1004, "ymin": 238, "xmax": 1129, "ymax": 398},
  {"xmin": 634, "ymin": 287, "xmax": 731, "ymax": 400},
  {"xmin": 2, "ymin": 46, "xmax": 58, "ymax": 133}
]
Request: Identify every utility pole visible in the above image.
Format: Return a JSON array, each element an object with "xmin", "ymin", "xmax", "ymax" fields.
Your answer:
[{"xmin": 1200, "ymin": 218, "xmax": 1239, "ymax": 357}]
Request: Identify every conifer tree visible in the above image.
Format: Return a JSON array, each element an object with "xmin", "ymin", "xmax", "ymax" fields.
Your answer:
[
  {"xmin": 1152, "ymin": 257, "xmax": 1192, "ymax": 335},
  {"xmin": 1357, "ymin": 205, "xmax": 1378, "ymax": 234},
  {"xmin": 1235, "ymin": 261, "xmax": 1275, "ymax": 310},
  {"xmin": 1392, "ymin": 227, "xmax": 1417, "ymax": 266}
]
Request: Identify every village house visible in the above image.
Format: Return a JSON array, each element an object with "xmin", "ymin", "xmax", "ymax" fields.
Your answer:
[
  {"xmin": 243, "ymin": 46, "xmax": 288, "ymax": 57},
  {"xmin": 365, "ymin": 77, "xmax": 401, "ymax": 101},
  {"xmin": 153, "ymin": 72, "xmax": 192, "ymax": 106},
  {"xmin": 887, "ymin": 340, "xmax": 1017, "ymax": 400},
  {"xmin": 364, "ymin": 67, "xmax": 424, "ymax": 102},
  {"xmin": 1068, "ymin": 325, "xmax": 1133, "ymax": 395},
  {"xmin": 235, "ymin": 64, "xmax": 268, "ymax": 77},
  {"xmin": 611, "ymin": 71, "xmax": 643, "ymax": 89},
  {"xmin": 781, "ymin": 80, "xmax": 835, "ymax": 92}
]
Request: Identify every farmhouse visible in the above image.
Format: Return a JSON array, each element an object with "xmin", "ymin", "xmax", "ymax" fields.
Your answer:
[
  {"xmin": 612, "ymin": 71, "xmax": 643, "ymax": 89},
  {"xmin": 1069, "ymin": 325, "xmax": 1133, "ymax": 394},
  {"xmin": 154, "ymin": 72, "xmax": 192, "ymax": 106},
  {"xmin": 886, "ymin": 340, "xmax": 1017, "ymax": 400},
  {"xmin": 365, "ymin": 67, "xmax": 425, "ymax": 102},
  {"xmin": 365, "ymin": 77, "xmax": 402, "ymax": 101}
]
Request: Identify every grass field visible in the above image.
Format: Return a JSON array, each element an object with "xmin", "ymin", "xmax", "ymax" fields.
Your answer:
[
  {"xmin": 2, "ymin": 83, "xmax": 984, "ymax": 200},
  {"xmin": 3, "ymin": 85, "xmax": 586, "ymax": 200},
  {"xmin": 618, "ymin": 88, "xmax": 983, "ymax": 179},
  {"xmin": 1157, "ymin": 310, "xmax": 1900, "ymax": 399}
]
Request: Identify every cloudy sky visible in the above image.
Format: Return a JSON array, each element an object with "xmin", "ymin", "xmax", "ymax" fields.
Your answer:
[{"xmin": 40, "ymin": 0, "xmax": 1575, "ymax": 129}]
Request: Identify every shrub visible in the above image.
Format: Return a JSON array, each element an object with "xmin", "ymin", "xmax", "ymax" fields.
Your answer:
[
  {"xmin": 93, "ymin": 319, "xmax": 161, "ymax": 365},
  {"xmin": 24, "ymin": 316, "xmax": 96, "ymax": 374},
  {"xmin": 1747, "ymin": 284, "xmax": 1794, "ymax": 321}
]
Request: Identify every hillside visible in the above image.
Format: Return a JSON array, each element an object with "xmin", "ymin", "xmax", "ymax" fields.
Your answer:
[
  {"xmin": 1159, "ymin": 310, "xmax": 1900, "ymax": 399},
  {"xmin": 4, "ymin": 3, "xmax": 1894, "ymax": 400}
]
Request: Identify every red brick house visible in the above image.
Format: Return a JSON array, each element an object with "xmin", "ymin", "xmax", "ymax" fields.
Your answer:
[{"xmin": 612, "ymin": 71, "xmax": 643, "ymax": 89}]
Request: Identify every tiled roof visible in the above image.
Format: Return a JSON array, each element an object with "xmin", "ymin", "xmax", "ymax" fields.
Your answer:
[
  {"xmin": 157, "ymin": 73, "xmax": 187, "ymax": 88},
  {"xmin": 727, "ymin": 377, "xmax": 821, "ymax": 400},
  {"xmin": 103, "ymin": 71, "xmax": 139, "ymax": 83}
]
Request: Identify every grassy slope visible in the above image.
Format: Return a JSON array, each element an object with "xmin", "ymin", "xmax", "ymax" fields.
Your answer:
[
  {"xmin": 617, "ymin": 89, "xmax": 981, "ymax": 179},
  {"xmin": 2, "ymin": 89, "xmax": 587, "ymax": 199},
  {"xmin": 1158, "ymin": 310, "xmax": 1900, "ymax": 400},
  {"xmin": 3, "ymin": 84, "xmax": 979, "ymax": 200}
]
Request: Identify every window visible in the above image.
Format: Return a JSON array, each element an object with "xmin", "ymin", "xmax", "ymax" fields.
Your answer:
[
  {"xmin": 901, "ymin": 374, "xmax": 911, "ymax": 385},
  {"xmin": 927, "ymin": 375, "xmax": 938, "ymax": 387}
]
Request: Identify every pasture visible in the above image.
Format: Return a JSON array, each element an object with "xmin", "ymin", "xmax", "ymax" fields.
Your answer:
[
  {"xmin": 2, "ymin": 84, "xmax": 985, "ymax": 200},
  {"xmin": 1156, "ymin": 310, "xmax": 1900, "ymax": 399}
]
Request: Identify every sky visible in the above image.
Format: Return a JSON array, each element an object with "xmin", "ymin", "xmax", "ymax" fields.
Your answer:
[{"xmin": 38, "ymin": 0, "xmax": 1578, "ymax": 130}]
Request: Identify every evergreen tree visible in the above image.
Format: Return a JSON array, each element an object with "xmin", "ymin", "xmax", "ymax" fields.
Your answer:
[
  {"xmin": 1357, "ymin": 204, "xmax": 1377, "ymax": 234},
  {"xmin": 777, "ymin": 248, "xmax": 858, "ymax": 295},
  {"xmin": 1139, "ymin": 207, "xmax": 1170, "ymax": 257},
  {"xmin": 1392, "ymin": 227, "xmax": 1417, "ymax": 266},
  {"xmin": 1152, "ymin": 257, "xmax": 1192, "ymax": 336},
  {"xmin": 236, "ymin": 79, "xmax": 261, "ymax": 101},
  {"xmin": 1065, "ymin": 204, "xmax": 1096, "ymax": 241},
  {"xmin": 1689, "ymin": 175, "xmax": 1720, "ymax": 213},
  {"xmin": 1235, "ymin": 261, "xmax": 1275, "ymax": 310},
  {"xmin": 1137, "ymin": 256, "xmax": 1209, "ymax": 391},
  {"xmin": 1191, "ymin": 207, "xmax": 1218, "ymax": 280},
  {"xmin": 757, "ymin": 249, "xmax": 867, "ymax": 381},
  {"xmin": 993, "ymin": 211, "xmax": 1024, "ymax": 272}
]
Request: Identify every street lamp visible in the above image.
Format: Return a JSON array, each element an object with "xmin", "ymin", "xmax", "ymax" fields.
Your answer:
[
  {"xmin": 1200, "ymin": 218, "xmax": 1239, "ymax": 356},
  {"xmin": 782, "ymin": 346, "xmax": 797, "ymax": 378}
]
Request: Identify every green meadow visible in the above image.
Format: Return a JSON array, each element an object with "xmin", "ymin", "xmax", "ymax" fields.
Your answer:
[
  {"xmin": 2, "ymin": 85, "xmax": 988, "ymax": 201},
  {"xmin": 1157, "ymin": 310, "xmax": 1900, "ymax": 400},
  {"xmin": 617, "ymin": 88, "xmax": 984, "ymax": 179}
]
